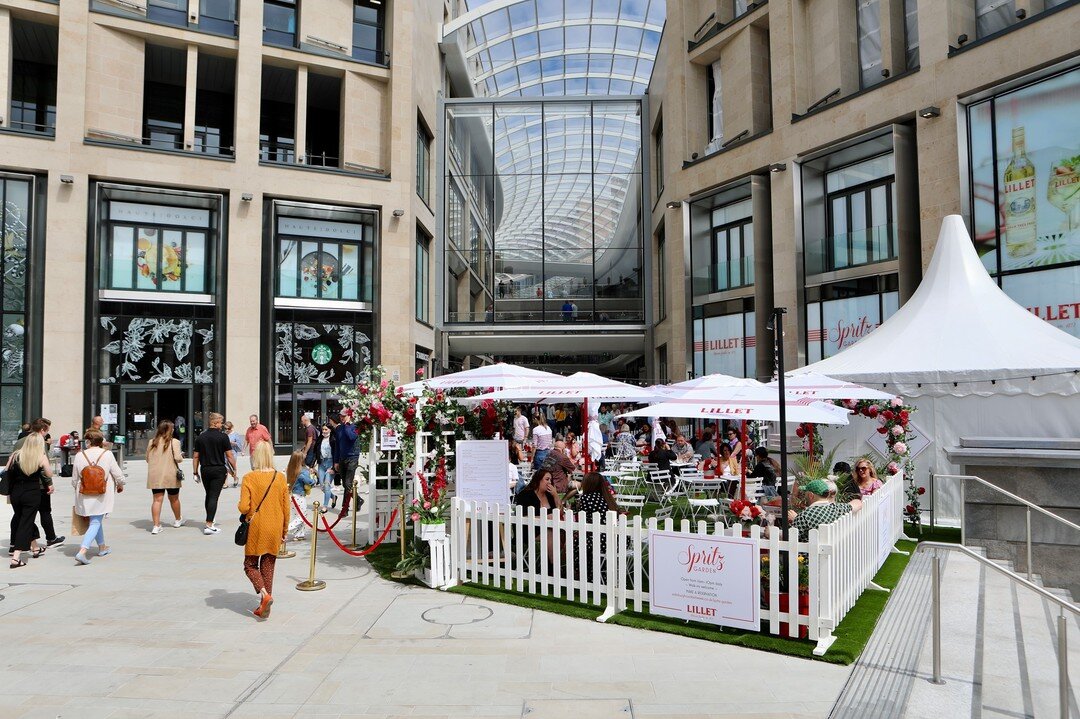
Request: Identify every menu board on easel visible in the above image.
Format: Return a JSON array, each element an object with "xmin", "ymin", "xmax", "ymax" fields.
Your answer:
[{"xmin": 455, "ymin": 440, "xmax": 510, "ymax": 508}]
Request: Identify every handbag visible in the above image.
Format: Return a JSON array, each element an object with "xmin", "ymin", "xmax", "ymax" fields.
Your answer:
[
  {"xmin": 172, "ymin": 447, "xmax": 185, "ymax": 484},
  {"xmin": 234, "ymin": 471, "xmax": 279, "ymax": 547},
  {"xmin": 71, "ymin": 507, "xmax": 90, "ymax": 536},
  {"xmin": 0, "ymin": 468, "xmax": 9, "ymax": 497}
]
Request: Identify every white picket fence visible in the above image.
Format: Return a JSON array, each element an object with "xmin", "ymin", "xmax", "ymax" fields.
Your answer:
[{"xmin": 428, "ymin": 473, "xmax": 906, "ymax": 655}]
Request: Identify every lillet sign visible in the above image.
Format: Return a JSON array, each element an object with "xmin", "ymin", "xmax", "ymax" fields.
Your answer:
[{"xmin": 649, "ymin": 531, "xmax": 760, "ymax": 631}]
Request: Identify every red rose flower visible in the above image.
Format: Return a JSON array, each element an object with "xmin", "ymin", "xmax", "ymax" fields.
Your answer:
[
  {"xmin": 917, "ymin": 486, "xmax": 926, "ymax": 495},
  {"xmin": 795, "ymin": 426, "xmax": 805, "ymax": 438},
  {"xmin": 905, "ymin": 504, "xmax": 916, "ymax": 514},
  {"xmin": 455, "ymin": 416, "xmax": 465, "ymax": 426},
  {"xmin": 867, "ymin": 405, "xmax": 880, "ymax": 418},
  {"xmin": 882, "ymin": 410, "xmax": 895, "ymax": 421},
  {"xmin": 877, "ymin": 427, "xmax": 888, "ymax": 434}
]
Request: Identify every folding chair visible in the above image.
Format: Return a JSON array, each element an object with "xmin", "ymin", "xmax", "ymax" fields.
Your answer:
[{"xmin": 680, "ymin": 471, "xmax": 723, "ymax": 521}]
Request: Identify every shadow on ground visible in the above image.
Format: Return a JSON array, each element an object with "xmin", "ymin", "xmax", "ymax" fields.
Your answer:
[{"xmin": 205, "ymin": 588, "xmax": 261, "ymax": 617}]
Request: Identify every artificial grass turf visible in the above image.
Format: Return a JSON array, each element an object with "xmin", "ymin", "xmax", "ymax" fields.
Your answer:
[{"xmin": 365, "ymin": 522, "xmax": 921, "ymax": 665}]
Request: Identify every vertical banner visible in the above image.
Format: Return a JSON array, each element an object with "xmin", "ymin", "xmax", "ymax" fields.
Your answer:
[{"xmin": 648, "ymin": 531, "xmax": 760, "ymax": 631}]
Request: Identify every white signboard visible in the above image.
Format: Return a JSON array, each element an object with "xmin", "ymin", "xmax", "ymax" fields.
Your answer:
[
  {"xmin": 455, "ymin": 440, "xmax": 510, "ymax": 507},
  {"xmin": 877, "ymin": 491, "xmax": 893, "ymax": 570},
  {"xmin": 866, "ymin": 420, "xmax": 931, "ymax": 462},
  {"xmin": 134, "ymin": 414, "xmax": 147, "ymax": 424},
  {"xmin": 379, "ymin": 427, "xmax": 399, "ymax": 451},
  {"xmin": 648, "ymin": 530, "xmax": 760, "ymax": 631},
  {"xmin": 100, "ymin": 404, "xmax": 118, "ymax": 425}
]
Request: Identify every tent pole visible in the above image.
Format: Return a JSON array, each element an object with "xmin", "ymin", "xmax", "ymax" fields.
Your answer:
[
  {"xmin": 773, "ymin": 308, "xmax": 790, "ymax": 541},
  {"xmin": 739, "ymin": 420, "xmax": 748, "ymax": 501}
]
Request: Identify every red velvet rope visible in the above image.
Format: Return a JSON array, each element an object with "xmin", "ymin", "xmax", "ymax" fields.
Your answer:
[
  {"xmin": 290, "ymin": 492, "xmax": 352, "ymax": 532},
  {"xmin": 319, "ymin": 509, "xmax": 399, "ymax": 556}
]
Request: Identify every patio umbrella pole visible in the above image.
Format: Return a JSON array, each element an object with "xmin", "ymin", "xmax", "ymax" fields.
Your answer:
[
  {"xmin": 582, "ymin": 397, "xmax": 589, "ymax": 473},
  {"xmin": 772, "ymin": 308, "xmax": 790, "ymax": 541}
]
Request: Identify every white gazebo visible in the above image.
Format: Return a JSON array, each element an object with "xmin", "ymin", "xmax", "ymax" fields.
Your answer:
[{"xmin": 796, "ymin": 215, "xmax": 1080, "ymax": 521}]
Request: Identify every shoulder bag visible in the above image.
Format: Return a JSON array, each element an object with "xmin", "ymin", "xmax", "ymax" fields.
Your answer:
[
  {"xmin": 234, "ymin": 471, "xmax": 279, "ymax": 547},
  {"xmin": 172, "ymin": 442, "xmax": 185, "ymax": 484}
]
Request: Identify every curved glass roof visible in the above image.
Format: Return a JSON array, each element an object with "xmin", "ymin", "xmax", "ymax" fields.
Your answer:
[
  {"xmin": 445, "ymin": 0, "xmax": 665, "ymax": 98},
  {"xmin": 443, "ymin": 0, "xmax": 665, "ymax": 282}
]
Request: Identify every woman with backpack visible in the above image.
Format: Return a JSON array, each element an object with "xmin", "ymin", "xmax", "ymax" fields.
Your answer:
[
  {"xmin": 238, "ymin": 442, "xmax": 289, "ymax": 619},
  {"xmin": 72, "ymin": 429, "xmax": 125, "ymax": 565},
  {"xmin": 145, "ymin": 420, "xmax": 184, "ymax": 534},
  {"xmin": 7, "ymin": 433, "xmax": 52, "ymax": 568}
]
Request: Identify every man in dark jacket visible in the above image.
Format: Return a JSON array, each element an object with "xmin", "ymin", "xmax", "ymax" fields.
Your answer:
[{"xmin": 332, "ymin": 411, "xmax": 363, "ymax": 514}]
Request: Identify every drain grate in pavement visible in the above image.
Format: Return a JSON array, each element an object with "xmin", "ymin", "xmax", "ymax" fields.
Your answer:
[{"xmin": 523, "ymin": 698, "xmax": 633, "ymax": 718}]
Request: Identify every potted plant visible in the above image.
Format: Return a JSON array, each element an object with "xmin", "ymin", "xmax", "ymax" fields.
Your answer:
[
  {"xmin": 411, "ymin": 462, "xmax": 450, "ymax": 540},
  {"xmin": 728, "ymin": 499, "xmax": 763, "ymax": 535},
  {"xmin": 760, "ymin": 551, "xmax": 811, "ymax": 638}
]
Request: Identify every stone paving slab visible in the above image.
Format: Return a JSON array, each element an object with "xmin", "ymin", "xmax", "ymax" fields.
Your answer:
[{"xmin": 1, "ymin": 461, "xmax": 850, "ymax": 718}]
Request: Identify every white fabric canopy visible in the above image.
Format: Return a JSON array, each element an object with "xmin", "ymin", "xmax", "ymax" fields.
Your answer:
[
  {"xmin": 401, "ymin": 363, "xmax": 559, "ymax": 394},
  {"xmin": 619, "ymin": 385, "xmax": 850, "ymax": 425},
  {"xmin": 795, "ymin": 215, "xmax": 1080, "ymax": 398},
  {"xmin": 767, "ymin": 372, "xmax": 895, "ymax": 401},
  {"xmin": 473, "ymin": 371, "xmax": 658, "ymax": 404},
  {"xmin": 667, "ymin": 373, "xmax": 763, "ymax": 394}
]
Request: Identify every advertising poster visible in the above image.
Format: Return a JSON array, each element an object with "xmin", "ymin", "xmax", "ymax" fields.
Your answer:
[
  {"xmin": 807, "ymin": 292, "xmax": 898, "ymax": 361},
  {"xmin": 455, "ymin": 440, "xmax": 510, "ymax": 507},
  {"xmin": 100, "ymin": 404, "xmax": 118, "ymax": 425},
  {"xmin": 970, "ymin": 68, "xmax": 1080, "ymax": 275},
  {"xmin": 693, "ymin": 312, "xmax": 755, "ymax": 378},
  {"xmin": 648, "ymin": 531, "xmax": 760, "ymax": 631}
]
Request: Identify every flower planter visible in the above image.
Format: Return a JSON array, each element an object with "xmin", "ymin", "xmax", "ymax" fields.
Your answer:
[
  {"xmin": 777, "ymin": 590, "xmax": 810, "ymax": 639},
  {"xmin": 420, "ymin": 522, "xmax": 447, "ymax": 541}
]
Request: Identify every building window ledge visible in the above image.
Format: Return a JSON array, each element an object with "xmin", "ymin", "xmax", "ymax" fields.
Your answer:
[
  {"xmin": 261, "ymin": 41, "xmax": 391, "ymax": 71},
  {"xmin": 947, "ymin": 0, "xmax": 1080, "ymax": 57},
  {"xmin": 682, "ymin": 129, "xmax": 773, "ymax": 170},
  {"xmin": 273, "ymin": 297, "xmax": 373, "ymax": 312},
  {"xmin": 99, "ymin": 289, "xmax": 215, "ymax": 304},
  {"xmin": 0, "ymin": 125, "xmax": 55, "ymax": 140},
  {"xmin": 258, "ymin": 160, "xmax": 390, "ymax": 181},
  {"xmin": 791, "ymin": 67, "xmax": 920, "ymax": 123},
  {"xmin": 89, "ymin": 2, "xmax": 240, "ymax": 39},
  {"xmin": 688, "ymin": 1, "xmax": 770, "ymax": 55},
  {"xmin": 84, "ymin": 136, "xmax": 236, "ymax": 161}
]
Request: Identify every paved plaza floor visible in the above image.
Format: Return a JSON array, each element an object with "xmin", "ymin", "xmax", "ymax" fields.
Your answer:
[{"xmin": 0, "ymin": 460, "xmax": 851, "ymax": 719}]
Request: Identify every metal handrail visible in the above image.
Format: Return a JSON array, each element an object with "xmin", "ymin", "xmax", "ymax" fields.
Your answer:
[
  {"xmin": 919, "ymin": 542, "xmax": 1075, "ymax": 719},
  {"xmin": 939, "ymin": 473, "xmax": 1080, "ymax": 581}
]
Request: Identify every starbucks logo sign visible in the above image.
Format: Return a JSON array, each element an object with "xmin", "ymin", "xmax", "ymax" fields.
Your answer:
[{"xmin": 311, "ymin": 343, "xmax": 333, "ymax": 365}]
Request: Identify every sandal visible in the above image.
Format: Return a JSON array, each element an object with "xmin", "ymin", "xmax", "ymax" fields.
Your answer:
[
  {"xmin": 31, "ymin": 547, "xmax": 45, "ymax": 559},
  {"xmin": 9, "ymin": 560, "xmax": 26, "ymax": 569}
]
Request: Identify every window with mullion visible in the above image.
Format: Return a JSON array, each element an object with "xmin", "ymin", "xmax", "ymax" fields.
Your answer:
[
  {"xmin": 417, "ymin": 121, "xmax": 432, "ymax": 204},
  {"xmin": 825, "ymin": 177, "xmax": 895, "ymax": 271},
  {"xmin": 415, "ymin": 230, "xmax": 430, "ymax": 323},
  {"xmin": 352, "ymin": 0, "xmax": 385, "ymax": 64},
  {"xmin": 711, "ymin": 218, "xmax": 752, "ymax": 292},
  {"xmin": 263, "ymin": 0, "xmax": 297, "ymax": 47},
  {"xmin": 103, "ymin": 223, "xmax": 210, "ymax": 294},
  {"xmin": 277, "ymin": 236, "xmax": 368, "ymax": 302}
]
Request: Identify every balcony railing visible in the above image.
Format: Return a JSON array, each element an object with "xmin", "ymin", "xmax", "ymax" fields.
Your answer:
[
  {"xmin": 805, "ymin": 223, "xmax": 896, "ymax": 276},
  {"xmin": 691, "ymin": 256, "xmax": 755, "ymax": 296},
  {"xmin": 6, "ymin": 118, "xmax": 56, "ymax": 136}
]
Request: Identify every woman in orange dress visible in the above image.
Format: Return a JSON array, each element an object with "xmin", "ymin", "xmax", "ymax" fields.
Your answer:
[{"xmin": 238, "ymin": 442, "xmax": 289, "ymax": 619}]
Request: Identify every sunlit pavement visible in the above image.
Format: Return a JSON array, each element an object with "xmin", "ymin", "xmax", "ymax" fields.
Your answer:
[{"xmin": 0, "ymin": 460, "xmax": 849, "ymax": 719}]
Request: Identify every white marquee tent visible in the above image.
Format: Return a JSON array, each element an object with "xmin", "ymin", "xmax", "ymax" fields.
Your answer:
[{"xmin": 796, "ymin": 215, "xmax": 1080, "ymax": 522}]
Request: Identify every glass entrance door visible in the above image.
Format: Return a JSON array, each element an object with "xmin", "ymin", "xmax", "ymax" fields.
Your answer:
[
  {"xmin": 278, "ymin": 386, "xmax": 341, "ymax": 449},
  {"xmin": 120, "ymin": 387, "xmax": 193, "ymax": 457},
  {"xmin": 121, "ymin": 389, "xmax": 156, "ymax": 458}
]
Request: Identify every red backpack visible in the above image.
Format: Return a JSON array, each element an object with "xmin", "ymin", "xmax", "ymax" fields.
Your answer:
[{"xmin": 79, "ymin": 451, "xmax": 108, "ymax": 495}]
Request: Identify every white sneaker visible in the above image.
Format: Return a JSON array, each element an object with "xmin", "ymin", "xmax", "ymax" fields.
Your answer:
[
  {"xmin": 173, "ymin": 518, "xmax": 185, "ymax": 528},
  {"xmin": 203, "ymin": 525, "xmax": 220, "ymax": 535},
  {"xmin": 292, "ymin": 533, "xmax": 306, "ymax": 542},
  {"xmin": 151, "ymin": 525, "xmax": 162, "ymax": 535}
]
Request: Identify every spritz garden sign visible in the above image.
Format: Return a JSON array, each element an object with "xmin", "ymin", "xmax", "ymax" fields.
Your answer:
[{"xmin": 648, "ymin": 531, "xmax": 760, "ymax": 631}]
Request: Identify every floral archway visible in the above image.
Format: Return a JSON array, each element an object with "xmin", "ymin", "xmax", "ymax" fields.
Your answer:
[{"xmin": 796, "ymin": 397, "xmax": 924, "ymax": 526}]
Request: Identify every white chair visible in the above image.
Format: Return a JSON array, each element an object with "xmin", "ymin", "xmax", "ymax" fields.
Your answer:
[
  {"xmin": 615, "ymin": 493, "xmax": 646, "ymax": 510},
  {"xmin": 680, "ymin": 473, "xmax": 723, "ymax": 521}
]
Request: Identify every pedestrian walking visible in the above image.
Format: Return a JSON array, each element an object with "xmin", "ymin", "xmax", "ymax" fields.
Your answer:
[
  {"xmin": 7, "ymin": 433, "xmax": 51, "ymax": 568},
  {"xmin": 192, "ymin": 412, "xmax": 237, "ymax": 535},
  {"xmin": 244, "ymin": 415, "xmax": 271, "ymax": 471},
  {"xmin": 300, "ymin": 414, "xmax": 318, "ymax": 467},
  {"xmin": 225, "ymin": 421, "xmax": 243, "ymax": 487},
  {"xmin": 238, "ymin": 442, "xmax": 289, "ymax": 619},
  {"xmin": 316, "ymin": 423, "xmax": 334, "ymax": 511},
  {"xmin": 333, "ymin": 411, "xmax": 364, "ymax": 514},
  {"xmin": 11, "ymin": 418, "xmax": 64, "ymax": 549},
  {"xmin": 145, "ymin": 420, "xmax": 184, "ymax": 534},
  {"xmin": 285, "ymin": 450, "xmax": 316, "ymax": 541},
  {"xmin": 72, "ymin": 429, "xmax": 125, "ymax": 565}
]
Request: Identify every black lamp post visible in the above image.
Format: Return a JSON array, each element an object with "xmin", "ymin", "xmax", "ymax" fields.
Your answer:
[{"xmin": 770, "ymin": 307, "xmax": 790, "ymax": 540}]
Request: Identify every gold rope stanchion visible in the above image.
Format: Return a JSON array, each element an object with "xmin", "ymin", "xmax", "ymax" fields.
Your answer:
[
  {"xmin": 296, "ymin": 501, "xmax": 326, "ymax": 591},
  {"xmin": 399, "ymin": 493, "xmax": 407, "ymax": 562},
  {"xmin": 390, "ymin": 493, "xmax": 410, "ymax": 579},
  {"xmin": 277, "ymin": 533, "xmax": 296, "ymax": 559},
  {"xmin": 345, "ymin": 475, "xmax": 362, "ymax": 550}
]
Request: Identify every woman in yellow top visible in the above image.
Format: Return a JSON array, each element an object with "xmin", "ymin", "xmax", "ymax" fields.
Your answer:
[{"xmin": 238, "ymin": 442, "xmax": 289, "ymax": 619}]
